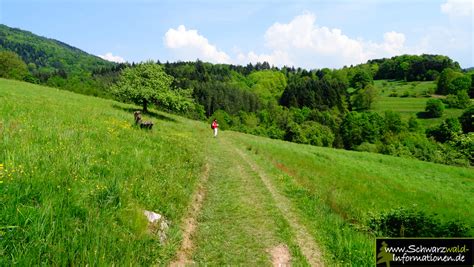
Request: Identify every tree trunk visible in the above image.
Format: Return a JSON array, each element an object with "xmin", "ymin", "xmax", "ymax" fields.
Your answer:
[{"xmin": 143, "ymin": 99, "xmax": 148, "ymax": 113}]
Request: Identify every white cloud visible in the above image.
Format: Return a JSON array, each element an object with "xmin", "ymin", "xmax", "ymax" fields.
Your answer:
[
  {"xmin": 236, "ymin": 50, "xmax": 292, "ymax": 67},
  {"xmin": 164, "ymin": 25, "xmax": 230, "ymax": 64},
  {"xmin": 244, "ymin": 13, "xmax": 407, "ymax": 68},
  {"xmin": 98, "ymin": 52, "xmax": 125, "ymax": 63},
  {"xmin": 412, "ymin": 26, "xmax": 472, "ymax": 67},
  {"xmin": 363, "ymin": 31, "xmax": 407, "ymax": 60},
  {"xmin": 383, "ymin": 31, "xmax": 406, "ymax": 53},
  {"xmin": 164, "ymin": 13, "xmax": 451, "ymax": 69},
  {"xmin": 441, "ymin": 0, "xmax": 473, "ymax": 17}
]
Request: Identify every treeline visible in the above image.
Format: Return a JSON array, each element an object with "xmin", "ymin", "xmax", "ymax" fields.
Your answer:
[
  {"xmin": 159, "ymin": 58, "xmax": 472, "ymax": 166},
  {"xmin": 280, "ymin": 75, "xmax": 347, "ymax": 111},
  {"xmin": 369, "ymin": 54, "xmax": 460, "ymax": 81},
  {"xmin": 163, "ymin": 60, "xmax": 284, "ymax": 117}
]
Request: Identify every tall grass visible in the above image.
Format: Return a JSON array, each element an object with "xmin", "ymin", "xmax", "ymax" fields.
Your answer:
[
  {"xmin": 0, "ymin": 79, "xmax": 207, "ymax": 265},
  {"xmin": 229, "ymin": 132, "xmax": 473, "ymax": 265}
]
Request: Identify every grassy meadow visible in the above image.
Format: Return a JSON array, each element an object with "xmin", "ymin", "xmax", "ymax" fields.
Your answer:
[
  {"xmin": 372, "ymin": 80, "xmax": 467, "ymax": 128},
  {"xmin": 229, "ymin": 132, "xmax": 474, "ymax": 265},
  {"xmin": 0, "ymin": 78, "xmax": 209, "ymax": 265},
  {"xmin": 375, "ymin": 80, "xmax": 437, "ymax": 97},
  {"xmin": 1, "ymin": 78, "xmax": 473, "ymax": 265}
]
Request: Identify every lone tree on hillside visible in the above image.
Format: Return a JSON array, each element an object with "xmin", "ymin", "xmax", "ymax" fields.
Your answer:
[
  {"xmin": 112, "ymin": 62, "xmax": 173, "ymax": 113},
  {"xmin": 425, "ymin": 99, "xmax": 445, "ymax": 118}
]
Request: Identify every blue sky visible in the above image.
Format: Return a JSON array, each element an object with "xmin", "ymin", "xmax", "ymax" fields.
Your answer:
[{"xmin": 1, "ymin": 0, "xmax": 472, "ymax": 69}]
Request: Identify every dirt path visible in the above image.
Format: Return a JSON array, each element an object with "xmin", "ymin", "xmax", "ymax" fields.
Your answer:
[
  {"xmin": 170, "ymin": 136, "xmax": 324, "ymax": 266},
  {"xmin": 232, "ymin": 145, "xmax": 325, "ymax": 267},
  {"xmin": 170, "ymin": 162, "xmax": 210, "ymax": 266}
]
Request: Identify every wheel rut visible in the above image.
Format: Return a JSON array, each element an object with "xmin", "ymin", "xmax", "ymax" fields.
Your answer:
[
  {"xmin": 232, "ymin": 144, "xmax": 325, "ymax": 267},
  {"xmin": 170, "ymin": 162, "xmax": 210, "ymax": 266}
]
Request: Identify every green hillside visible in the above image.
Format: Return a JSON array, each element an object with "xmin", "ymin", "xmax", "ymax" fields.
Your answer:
[
  {"xmin": 0, "ymin": 24, "xmax": 120, "ymax": 97},
  {"xmin": 372, "ymin": 80, "xmax": 467, "ymax": 128},
  {"xmin": 0, "ymin": 24, "xmax": 114, "ymax": 75},
  {"xmin": 1, "ymin": 79, "xmax": 473, "ymax": 265}
]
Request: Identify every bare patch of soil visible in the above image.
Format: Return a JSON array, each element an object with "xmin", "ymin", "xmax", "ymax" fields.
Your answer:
[{"xmin": 268, "ymin": 244, "xmax": 291, "ymax": 267}]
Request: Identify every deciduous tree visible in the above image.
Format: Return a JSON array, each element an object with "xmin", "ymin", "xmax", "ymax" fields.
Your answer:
[
  {"xmin": 425, "ymin": 99, "xmax": 445, "ymax": 118},
  {"xmin": 112, "ymin": 62, "xmax": 173, "ymax": 112},
  {"xmin": 0, "ymin": 51, "xmax": 29, "ymax": 80}
]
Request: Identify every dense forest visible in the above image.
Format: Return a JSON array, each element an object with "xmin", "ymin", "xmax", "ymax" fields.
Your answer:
[{"xmin": 1, "ymin": 24, "xmax": 473, "ymax": 166}]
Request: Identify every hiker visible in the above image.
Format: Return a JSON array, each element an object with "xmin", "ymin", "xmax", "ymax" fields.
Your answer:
[{"xmin": 211, "ymin": 119, "xmax": 219, "ymax": 137}]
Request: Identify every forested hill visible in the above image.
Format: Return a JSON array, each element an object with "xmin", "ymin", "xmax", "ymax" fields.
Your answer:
[
  {"xmin": 0, "ymin": 24, "xmax": 114, "ymax": 75},
  {"xmin": 0, "ymin": 24, "xmax": 121, "ymax": 96}
]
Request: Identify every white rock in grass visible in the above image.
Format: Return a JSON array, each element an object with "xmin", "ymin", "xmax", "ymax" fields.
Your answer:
[
  {"xmin": 143, "ymin": 210, "xmax": 169, "ymax": 243},
  {"xmin": 144, "ymin": 210, "xmax": 162, "ymax": 223}
]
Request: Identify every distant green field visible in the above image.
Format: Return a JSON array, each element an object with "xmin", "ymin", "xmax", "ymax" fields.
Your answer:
[
  {"xmin": 1, "ymin": 79, "xmax": 473, "ymax": 266},
  {"xmin": 372, "ymin": 96, "xmax": 465, "ymax": 128},
  {"xmin": 375, "ymin": 80, "xmax": 436, "ymax": 97},
  {"xmin": 372, "ymin": 80, "xmax": 467, "ymax": 128}
]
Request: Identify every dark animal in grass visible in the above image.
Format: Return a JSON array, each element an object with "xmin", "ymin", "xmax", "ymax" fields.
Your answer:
[{"xmin": 134, "ymin": 111, "xmax": 154, "ymax": 129}]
